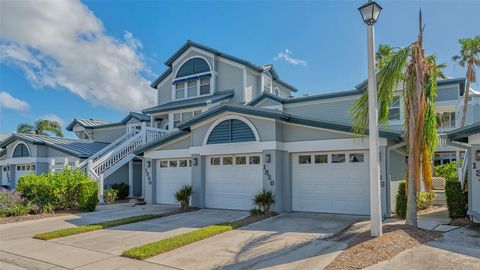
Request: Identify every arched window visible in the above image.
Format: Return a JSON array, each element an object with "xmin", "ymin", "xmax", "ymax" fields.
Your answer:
[
  {"xmin": 174, "ymin": 58, "xmax": 212, "ymax": 100},
  {"xmin": 12, "ymin": 143, "xmax": 30, "ymax": 158},
  {"xmin": 207, "ymin": 119, "xmax": 256, "ymax": 144}
]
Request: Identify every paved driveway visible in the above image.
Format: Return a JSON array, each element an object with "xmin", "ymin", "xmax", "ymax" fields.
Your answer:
[{"xmin": 147, "ymin": 212, "xmax": 364, "ymax": 270}]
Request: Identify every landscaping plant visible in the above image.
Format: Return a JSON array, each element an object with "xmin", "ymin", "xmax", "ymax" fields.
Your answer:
[
  {"xmin": 78, "ymin": 180, "xmax": 98, "ymax": 212},
  {"xmin": 395, "ymin": 180, "xmax": 436, "ymax": 218},
  {"xmin": 104, "ymin": 189, "xmax": 118, "ymax": 204},
  {"xmin": 0, "ymin": 188, "xmax": 32, "ymax": 216},
  {"xmin": 252, "ymin": 188, "xmax": 275, "ymax": 215},
  {"xmin": 174, "ymin": 184, "xmax": 192, "ymax": 209},
  {"xmin": 434, "ymin": 162, "xmax": 458, "ymax": 182},
  {"xmin": 445, "ymin": 178, "xmax": 467, "ymax": 218},
  {"xmin": 112, "ymin": 183, "xmax": 129, "ymax": 199}
]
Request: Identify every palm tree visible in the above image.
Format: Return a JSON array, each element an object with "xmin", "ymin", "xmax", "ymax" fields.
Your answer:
[
  {"xmin": 351, "ymin": 11, "xmax": 445, "ymax": 227},
  {"xmin": 16, "ymin": 119, "xmax": 64, "ymax": 137},
  {"xmin": 452, "ymin": 35, "xmax": 480, "ymax": 127}
]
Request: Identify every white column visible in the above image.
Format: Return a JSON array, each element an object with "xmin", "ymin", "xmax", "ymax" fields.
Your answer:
[
  {"xmin": 98, "ymin": 173, "xmax": 104, "ymax": 204},
  {"xmin": 64, "ymin": 158, "xmax": 69, "ymax": 169},
  {"xmin": 128, "ymin": 160, "xmax": 134, "ymax": 198},
  {"xmin": 75, "ymin": 160, "xmax": 80, "ymax": 168},
  {"xmin": 367, "ymin": 24, "xmax": 382, "ymax": 237}
]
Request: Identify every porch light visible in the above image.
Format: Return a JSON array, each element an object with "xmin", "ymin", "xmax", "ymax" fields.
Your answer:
[{"xmin": 358, "ymin": 0, "xmax": 382, "ymax": 25}]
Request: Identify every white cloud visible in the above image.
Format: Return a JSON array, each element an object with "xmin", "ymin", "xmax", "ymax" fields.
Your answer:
[
  {"xmin": 0, "ymin": 91, "xmax": 30, "ymax": 112},
  {"xmin": 39, "ymin": 114, "xmax": 64, "ymax": 126},
  {"xmin": 274, "ymin": 49, "xmax": 308, "ymax": 67},
  {"xmin": 0, "ymin": 0, "xmax": 154, "ymax": 112}
]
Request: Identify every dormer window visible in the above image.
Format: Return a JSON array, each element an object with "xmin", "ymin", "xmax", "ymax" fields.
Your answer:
[{"xmin": 173, "ymin": 57, "xmax": 212, "ymax": 100}]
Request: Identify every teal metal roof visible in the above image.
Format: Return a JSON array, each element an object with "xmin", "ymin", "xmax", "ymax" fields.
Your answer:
[
  {"xmin": 142, "ymin": 90, "xmax": 234, "ymax": 114},
  {"xmin": 447, "ymin": 122, "xmax": 480, "ymax": 142},
  {"xmin": 66, "ymin": 118, "xmax": 114, "ymax": 131},
  {"xmin": 0, "ymin": 134, "xmax": 109, "ymax": 158},
  {"xmin": 120, "ymin": 112, "xmax": 151, "ymax": 124},
  {"xmin": 149, "ymin": 40, "xmax": 298, "ymax": 92}
]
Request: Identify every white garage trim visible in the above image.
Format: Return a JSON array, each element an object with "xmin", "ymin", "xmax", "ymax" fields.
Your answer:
[
  {"xmin": 202, "ymin": 115, "xmax": 260, "ymax": 145},
  {"xmin": 145, "ymin": 149, "xmax": 191, "ymax": 159}
]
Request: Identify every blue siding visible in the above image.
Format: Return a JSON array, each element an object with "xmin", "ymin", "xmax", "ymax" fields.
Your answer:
[{"xmin": 207, "ymin": 120, "xmax": 255, "ymax": 144}]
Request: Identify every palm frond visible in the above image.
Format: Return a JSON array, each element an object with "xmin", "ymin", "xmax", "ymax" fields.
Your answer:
[{"xmin": 16, "ymin": 124, "xmax": 35, "ymax": 134}]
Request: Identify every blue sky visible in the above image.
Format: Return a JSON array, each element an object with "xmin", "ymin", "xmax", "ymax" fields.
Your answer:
[{"xmin": 1, "ymin": 0, "xmax": 479, "ymax": 137}]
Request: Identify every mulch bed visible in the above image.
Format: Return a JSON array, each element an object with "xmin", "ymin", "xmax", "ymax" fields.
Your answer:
[
  {"xmin": 232, "ymin": 212, "xmax": 277, "ymax": 227},
  {"xmin": 324, "ymin": 224, "xmax": 443, "ymax": 270},
  {"xmin": 450, "ymin": 217, "xmax": 474, "ymax": 226},
  {"xmin": 0, "ymin": 209, "xmax": 79, "ymax": 225}
]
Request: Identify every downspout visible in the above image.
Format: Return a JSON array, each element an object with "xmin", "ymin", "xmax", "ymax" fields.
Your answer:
[{"xmin": 386, "ymin": 141, "xmax": 406, "ymax": 216}]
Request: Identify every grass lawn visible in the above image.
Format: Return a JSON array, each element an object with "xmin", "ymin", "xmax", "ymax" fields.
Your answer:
[
  {"xmin": 122, "ymin": 214, "xmax": 274, "ymax": 260},
  {"xmin": 34, "ymin": 208, "xmax": 197, "ymax": 240}
]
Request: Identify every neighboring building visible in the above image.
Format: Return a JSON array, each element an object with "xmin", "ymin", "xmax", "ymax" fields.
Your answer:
[{"xmin": 1, "ymin": 40, "xmax": 479, "ymax": 218}]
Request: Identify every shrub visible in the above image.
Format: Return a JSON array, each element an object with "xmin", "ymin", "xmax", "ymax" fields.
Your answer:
[
  {"xmin": 174, "ymin": 185, "xmax": 192, "ymax": 209},
  {"xmin": 104, "ymin": 189, "xmax": 118, "ymax": 204},
  {"xmin": 51, "ymin": 169, "xmax": 89, "ymax": 209},
  {"xmin": 0, "ymin": 188, "xmax": 32, "ymax": 216},
  {"xmin": 16, "ymin": 174, "xmax": 56, "ymax": 213},
  {"xmin": 249, "ymin": 208, "xmax": 264, "ymax": 216},
  {"xmin": 417, "ymin": 192, "xmax": 436, "ymax": 210},
  {"xmin": 434, "ymin": 162, "xmax": 458, "ymax": 182},
  {"xmin": 112, "ymin": 183, "xmax": 129, "ymax": 199},
  {"xmin": 445, "ymin": 179, "xmax": 467, "ymax": 218},
  {"xmin": 395, "ymin": 181, "xmax": 407, "ymax": 218},
  {"xmin": 78, "ymin": 180, "xmax": 98, "ymax": 212},
  {"xmin": 252, "ymin": 188, "xmax": 275, "ymax": 215}
]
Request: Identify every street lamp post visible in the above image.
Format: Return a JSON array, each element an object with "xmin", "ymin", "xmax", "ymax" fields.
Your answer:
[{"xmin": 358, "ymin": 0, "xmax": 383, "ymax": 237}]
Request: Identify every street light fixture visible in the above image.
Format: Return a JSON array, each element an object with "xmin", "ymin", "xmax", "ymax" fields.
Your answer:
[{"xmin": 358, "ymin": 0, "xmax": 383, "ymax": 237}]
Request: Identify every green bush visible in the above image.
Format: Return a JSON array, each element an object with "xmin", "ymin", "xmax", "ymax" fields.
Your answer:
[
  {"xmin": 78, "ymin": 180, "xmax": 98, "ymax": 212},
  {"xmin": 252, "ymin": 188, "xmax": 275, "ymax": 215},
  {"xmin": 395, "ymin": 181, "xmax": 407, "ymax": 218},
  {"xmin": 174, "ymin": 184, "xmax": 193, "ymax": 209},
  {"xmin": 249, "ymin": 208, "xmax": 264, "ymax": 216},
  {"xmin": 104, "ymin": 189, "xmax": 118, "ymax": 204},
  {"xmin": 445, "ymin": 179, "xmax": 467, "ymax": 218},
  {"xmin": 417, "ymin": 192, "xmax": 436, "ymax": 210},
  {"xmin": 16, "ymin": 174, "xmax": 56, "ymax": 213},
  {"xmin": 434, "ymin": 162, "xmax": 458, "ymax": 182},
  {"xmin": 111, "ymin": 183, "xmax": 129, "ymax": 199},
  {"xmin": 52, "ymin": 169, "xmax": 89, "ymax": 209}
]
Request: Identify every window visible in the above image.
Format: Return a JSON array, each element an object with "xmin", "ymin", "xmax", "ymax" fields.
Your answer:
[
  {"xmin": 249, "ymin": 156, "xmax": 260, "ymax": 165},
  {"xmin": 160, "ymin": 161, "xmax": 168, "ymax": 168},
  {"xmin": 200, "ymin": 78, "xmax": 210, "ymax": 95},
  {"xmin": 31, "ymin": 165, "xmax": 35, "ymax": 171},
  {"xmin": 12, "ymin": 143, "xmax": 30, "ymax": 158},
  {"xmin": 211, "ymin": 157, "xmax": 221, "ymax": 165},
  {"xmin": 332, "ymin": 154, "xmax": 346, "ymax": 163},
  {"xmin": 175, "ymin": 83, "xmax": 185, "ymax": 99},
  {"xmin": 223, "ymin": 157, "xmax": 233, "ymax": 165},
  {"xmin": 274, "ymin": 87, "xmax": 280, "ymax": 96},
  {"xmin": 235, "ymin": 156, "xmax": 246, "ymax": 165},
  {"xmin": 388, "ymin": 96, "xmax": 401, "ymax": 121},
  {"xmin": 176, "ymin": 58, "xmax": 210, "ymax": 78},
  {"xmin": 350, "ymin": 153, "xmax": 364, "ymax": 163},
  {"xmin": 179, "ymin": 160, "xmax": 188, "ymax": 167},
  {"xmin": 173, "ymin": 113, "xmax": 181, "ymax": 128},
  {"xmin": 17, "ymin": 166, "xmax": 20, "ymax": 171},
  {"xmin": 169, "ymin": 160, "xmax": 178, "ymax": 167},
  {"xmin": 263, "ymin": 76, "xmax": 272, "ymax": 92},
  {"xmin": 436, "ymin": 112, "xmax": 456, "ymax": 129},
  {"xmin": 315, "ymin": 154, "xmax": 328, "ymax": 164},
  {"xmin": 206, "ymin": 119, "xmax": 256, "ymax": 144},
  {"xmin": 187, "ymin": 80, "xmax": 197, "ymax": 97},
  {"xmin": 299, "ymin": 155, "xmax": 312, "ymax": 164}
]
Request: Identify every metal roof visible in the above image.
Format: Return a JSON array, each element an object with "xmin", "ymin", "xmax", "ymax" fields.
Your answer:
[
  {"xmin": 120, "ymin": 112, "xmax": 151, "ymax": 124},
  {"xmin": 447, "ymin": 122, "xmax": 480, "ymax": 142},
  {"xmin": 0, "ymin": 134, "xmax": 109, "ymax": 158},
  {"xmin": 66, "ymin": 118, "xmax": 113, "ymax": 131},
  {"xmin": 247, "ymin": 89, "xmax": 363, "ymax": 106},
  {"xmin": 142, "ymin": 90, "xmax": 235, "ymax": 114}
]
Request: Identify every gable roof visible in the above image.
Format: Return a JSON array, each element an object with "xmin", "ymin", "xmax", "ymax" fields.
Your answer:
[
  {"xmin": 142, "ymin": 90, "xmax": 235, "ymax": 114},
  {"xmin": 447, "ymin": 122, "xmax": 480, "ymax": 142},
  {"xmin": 0, "ymin": 134, "xmax": 109, "ymax": 158},
  {"xmin": 248, "ymin": 89, "xmax": 363, "ymax": 107},
  {"xmin": 120, "ymin": 112, "xmax": 151, "ymax": 124},
  {"xmin": 136, "ymin": 104, "xmax": 402, "ymax": 154},
  {"xmin": 149, "ymin": 40, "xmax": 298, "ymax": 92},
  {"xmin": 66, "ymin": 118, "xmax": 113, "ymax": 131}
]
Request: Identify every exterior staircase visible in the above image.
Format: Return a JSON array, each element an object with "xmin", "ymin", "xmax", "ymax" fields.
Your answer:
[{"xmin": 79, "ymin": 123, "xmax": 169, "ymax": 202}]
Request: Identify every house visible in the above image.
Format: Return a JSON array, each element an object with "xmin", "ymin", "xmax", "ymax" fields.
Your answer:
[{"xmin": 1, "ymin": 40, "xmax": 479, "ymax": 217}]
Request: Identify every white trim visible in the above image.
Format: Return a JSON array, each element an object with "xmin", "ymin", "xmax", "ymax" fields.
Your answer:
[
  {"xmin": 172, "ymin": 48, "xmax": 214, "ymax": 70},
  {"xmin": 173, "ymin": 55, "xmax": 213, "ymax": 79},
  {"xmin": 243, "ymin": 68, "xmax": 247, "ymax": 103},
  {"xmin": 145, "ymin": 149, "xmax": 191, "ymax": 159},
  {"xmin": 10, "ymin": 142, "xmax": 31, "ymax": 159},
  {"xmin": 0, "ymin": 157, "xmax": 81, "ymax": 166},
  {"xmin": 192, "ymin": 141, "xmax": 277, "ymax": 156},
  {"xmin": 202, "ymin": 115, "xmax": 260, "ymax": 145}
]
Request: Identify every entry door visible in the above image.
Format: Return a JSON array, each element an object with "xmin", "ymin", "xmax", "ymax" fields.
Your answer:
[
  {"xmin": 292, "ymin": 151, "xmax": 370, "ymax": 215},
  {"xmin": 205, "ymin": 154, "xmax": 263, "ymax": 210},
  {"xmin": 156, "ymin": 159, "xmax": 192, "ymax": 205},
  {"xmin": 1, "ymin": 166, "xmax": 10, "ymax": 186}
]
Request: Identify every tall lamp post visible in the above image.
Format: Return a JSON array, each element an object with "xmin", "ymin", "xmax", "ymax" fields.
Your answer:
[{"xmin": 358, "ymin": 0, "xmax": 383, "ymax": 237}]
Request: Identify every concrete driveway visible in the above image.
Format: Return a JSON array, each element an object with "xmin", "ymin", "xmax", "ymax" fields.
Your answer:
[{"xmin": 147, "ymin": 212, "xmax": 365, "ymax": 270}]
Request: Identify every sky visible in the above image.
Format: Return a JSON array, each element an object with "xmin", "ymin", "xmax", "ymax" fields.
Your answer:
[{"xmin": 1, "ymin": 0, "xmax": 479, "ymax": 137}]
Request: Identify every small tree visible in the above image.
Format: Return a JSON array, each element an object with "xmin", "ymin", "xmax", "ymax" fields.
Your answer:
[
  {"xmin": 174, "ymin": 185, "xmax": 192, "ymax": 209},
  {"xmin": 17, "ymin": 119, "xmax": 64, "ymax": 137},
  {"xmin": 252, "ymin": 189, "xmax": 275, "ymax": 215}
]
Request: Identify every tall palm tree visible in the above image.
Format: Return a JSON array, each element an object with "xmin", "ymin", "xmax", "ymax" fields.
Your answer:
[
  {"xmin": 452, "ymin": 35, "xmax": 480, "ymax": 127},
  {"xmin": 351, "ymin": 11, "xmax": 445, "ymax": 227},
  {"xmin": 16, "ymin": 119, "xmax": 64, "ymax": 137}
]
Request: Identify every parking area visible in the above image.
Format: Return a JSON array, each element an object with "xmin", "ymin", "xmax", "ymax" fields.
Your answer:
[{"xmin": 0, "ymin": 204, "xmax": 363, "ymax": 270}]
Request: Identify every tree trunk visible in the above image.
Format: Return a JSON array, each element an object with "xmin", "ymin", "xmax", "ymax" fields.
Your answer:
[
  {"xmin": 460, "ymin": 64, "xmax": 472, "ymax": 127},
  {"xmin": 406, "ymin": 106, "xmax": 418, "ymax": 227}
]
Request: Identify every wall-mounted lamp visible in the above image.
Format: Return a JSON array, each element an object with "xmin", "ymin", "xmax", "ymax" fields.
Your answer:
[
  {"xmin": 265, "ymin": 154, "xmax": 271, "ymax": 164},
  {"xmin": 193, "ymin": 158, "xmax": 198, "ymax": 166}
]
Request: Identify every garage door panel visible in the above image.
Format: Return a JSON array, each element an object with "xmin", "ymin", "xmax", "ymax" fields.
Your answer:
[
  {"xmin": 292, "ymin": 152, "xmax": 370, "ymax": 215},
  {"xmin": 157, "ymin": 162, "xmax": 192, "ymax": 205}
]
